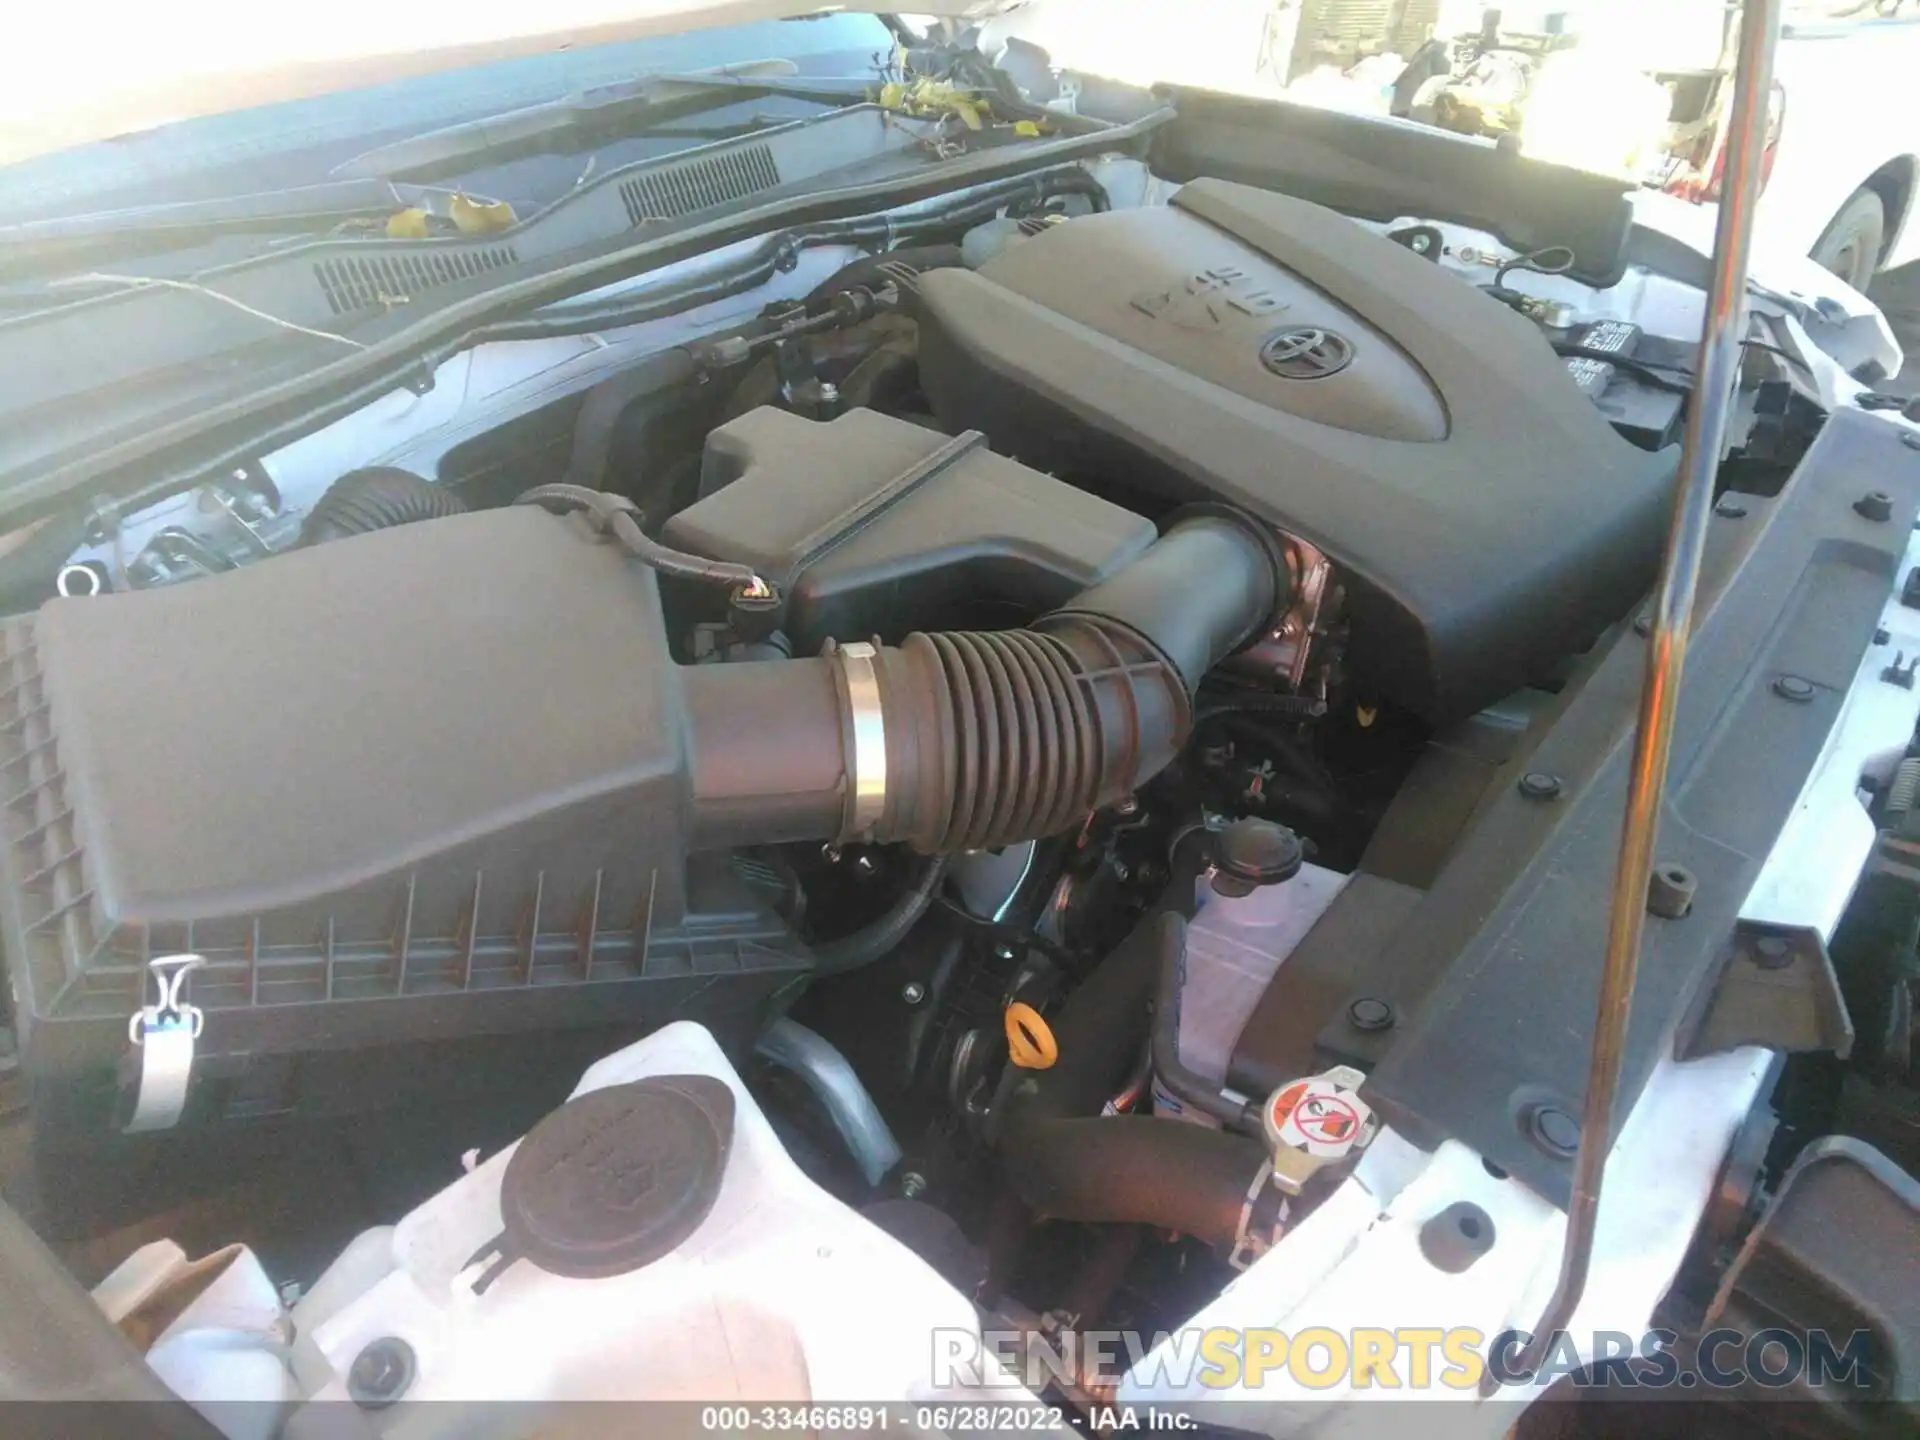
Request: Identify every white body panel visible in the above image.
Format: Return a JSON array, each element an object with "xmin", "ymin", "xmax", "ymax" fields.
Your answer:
[{"xmin": 1760, "ymin": 22, "xmax": 1920, "ymax": 273}]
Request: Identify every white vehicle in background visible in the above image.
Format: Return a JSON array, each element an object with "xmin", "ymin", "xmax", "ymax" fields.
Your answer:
[
  {"xmin": 983, "ymin": 1, "xmax": 1920, "ymax": 294},
  {"xmin": 1759, "ymin": 9, "xmax": 1920, "ymax": 291},
  {"xmin": 1405, "ymin": 2, "xmax": 1920, "ymax": 294}
]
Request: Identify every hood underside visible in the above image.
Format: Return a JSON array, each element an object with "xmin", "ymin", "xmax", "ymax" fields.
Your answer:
[{"xmin": 2, "ymin": 2, "xmax": 1017, "ymax": 167}]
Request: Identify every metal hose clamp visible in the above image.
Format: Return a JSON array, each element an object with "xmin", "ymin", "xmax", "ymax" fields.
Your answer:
[
  {"xmin": 125, "ymin": 953, "xmax": 207, "ymax": 1133},
  {"xmin": 838, "ymin": 641, "xmax": 887, "ymax": 837}
]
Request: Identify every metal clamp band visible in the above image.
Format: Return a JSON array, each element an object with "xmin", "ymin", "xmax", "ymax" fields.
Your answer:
[
  {"xmin": 838, "ymin": 641, "xmax": 887, "ymax": 837},
  {"xmin": 125, "ymin": 954, "xmax": 206, "ymax": 1134}
]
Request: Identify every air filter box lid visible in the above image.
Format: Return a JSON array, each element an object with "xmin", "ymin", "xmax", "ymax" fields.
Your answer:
[{"xmin": 666, "ymin": 407, "xmax": 1156, "ymax": 646}]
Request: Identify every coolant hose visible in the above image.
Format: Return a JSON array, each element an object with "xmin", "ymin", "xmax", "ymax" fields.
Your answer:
[
  {"xmin": 995, "ymin": 909, "xmax": 1276, "ymax": 1251},
  {"xmin": 809, "ymin": 854, "xmax": 952, "ymax": 975},
  {"xmin": 683, "ymin": 507, "xmax": 1285, "ymax": 854},
  {"xmin": 1006, "ymin": 1118, "xmax": 1275, "ymax": 1242},
  {"xmin": 1152, "ymin": 912, "xmax": 1261, "ymax": 1132},
  {"xmin": 300, "ymin": 466, "xmax": 467, "ymax": 545},
  {"xmin": 756, "ymin": 1017, "xmax": 903, "ymax": 1185}
]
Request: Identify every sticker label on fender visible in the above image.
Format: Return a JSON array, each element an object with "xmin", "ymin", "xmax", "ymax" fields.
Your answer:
[{"xmin": 1266, "ymin": 1067, "xmax": 1373, "ymax": 1161}]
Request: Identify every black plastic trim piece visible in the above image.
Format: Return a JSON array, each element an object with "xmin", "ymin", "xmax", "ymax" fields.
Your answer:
[
  {"xmin": 1146, "ymin": 86, "xmax": 1635, "ymax": 286},
  {"xmin": 1364, "ymin": 409, "xmax": 1920, "ymax": 1204},
  {"xmin": 0, "ymin": 1196, "xmax": 221, "ymax": 1428},
  {"xmin": 1708, "ymin": 1135, "xmax": 1919, "ymax": 1410}
]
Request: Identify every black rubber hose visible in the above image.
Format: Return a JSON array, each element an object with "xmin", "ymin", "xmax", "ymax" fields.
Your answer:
[
  {"xmin": 806, "ymin": 245, "xmax": 963, "ymax": 301},
  {"xmin": 681, "ymin": 507, "xmax": 1286, "ymax": 853},
  {"xmin": 1151, "ymin": 912, "xmax": 1260, "ymax": 1131},
  {"xmin": 1194, "ymin": 689, "xmax": 1329, "ymax": 723},
  {"xmin": 515, "ymin": 483, "xmax": 771, "ymax": 596},
  {"xmin": 871, "ymin": 509, "xmax": 1287, "ymax": 852},
  {"xmin": 809, "ymin": 854, "xmax": 952, "ymax": 975},
  {"xmin": 300, "ymin": 466, "xmax": 466, "ymax": 545},
  {"xmin": 1008, "ymin": 1117, "xmax": 1272, "ymax": 1243},
  {"xmin": 996, "ymin": 909, "xmax": 1273, "ymax": 1249}
]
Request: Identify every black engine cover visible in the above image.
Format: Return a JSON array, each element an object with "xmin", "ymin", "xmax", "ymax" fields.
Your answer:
[{"xmin": 915, "ymin": 178, "xmax": 1675, "ymax": 721}]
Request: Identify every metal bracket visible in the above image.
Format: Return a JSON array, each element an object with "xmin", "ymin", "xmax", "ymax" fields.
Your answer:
[
  {"xmin": 1228, "ymin": 1161, "xmax": 1290, "ymax": 1271},
  {"xmin": 1677, "ymin": 921, "xmax": 1854, "ymax": 1062}
]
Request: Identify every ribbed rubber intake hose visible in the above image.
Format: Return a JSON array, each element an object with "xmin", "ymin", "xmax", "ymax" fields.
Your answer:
[{"xmin": 683, "ymin": 508, "xmax": 1286, "ymax": 854}]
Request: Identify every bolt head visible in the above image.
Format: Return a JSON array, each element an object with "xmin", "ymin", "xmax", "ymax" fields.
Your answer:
[
  {"xmin": 1715, "ymin": 496, "xmax": 1749, "ymax": 518},
  {"xmin": 1529, "ymin": 1106, "xmax": 1581, "ymax": 1158},
  {"xmin": 1347, "ymin": 996, "xmax": 1395, "ymax": 1032},
  {"xmin": 899, "ymin": 1171, "xmax": 927, "ymax": 1198},
  {"xmin": 1902, "ymin": 431, "xmax": 1920, "ymax": 452},
  {"xmin": 1772, "ymin": 674, "xmax": 1816, "ymax": 703},
  {"xmin": 1518, "ymin": 771, "xmax": 1563, "ymax": 801},
  {"xmin": 348, "ymin": 1338, "xmax": 417, "ymax": 1410},
  {"xmin": 1633, "ymin": 613, "xmax": 1652, "ymax": 637},
  {"xmin": 900, "ymin": 982, "xmax": 926, "ymax": 1006}
]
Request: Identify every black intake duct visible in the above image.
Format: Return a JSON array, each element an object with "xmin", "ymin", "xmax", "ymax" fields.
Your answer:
[
  {"xmin": 3, "ymin": 498, "xmax": 1279, "ymax": 1142},
  {"xmin": 683, "ymin": 508, "xmax": 1285, "ymax": 853}
]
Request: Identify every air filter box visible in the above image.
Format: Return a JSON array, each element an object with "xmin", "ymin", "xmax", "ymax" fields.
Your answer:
[{"xmin": 0, "ymin": 508, "xmax": 808, "ymax": 1138}]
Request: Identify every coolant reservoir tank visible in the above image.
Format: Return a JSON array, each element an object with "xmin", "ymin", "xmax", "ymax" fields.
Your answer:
[
  {"xmin": 1156, "ymin": 823, "xmax": 1351, "ymax": 1121},
  {"xmin": 286, "ymin": 1022, "xmax": 1013, "ymax": 1413}
]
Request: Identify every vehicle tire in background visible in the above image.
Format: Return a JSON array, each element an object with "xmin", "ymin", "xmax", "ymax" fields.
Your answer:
[{"xmin": 1811, "ymin": 187, "xmax": 1887, "ymax": 294}]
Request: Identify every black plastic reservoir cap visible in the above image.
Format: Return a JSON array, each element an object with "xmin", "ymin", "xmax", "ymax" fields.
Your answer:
[
  {"xmin": 495, "ymin": 1074, "xmax": 735, "ymax": 1280},
  {"xmin": 1211, "ymin": 817, "xmax": 1305, "ymax": 896}
]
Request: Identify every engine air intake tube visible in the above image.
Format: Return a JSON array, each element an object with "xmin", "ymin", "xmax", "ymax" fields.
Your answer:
[{"xmin": 683, "ymin": 509, "xmax": 1286, "ymax": 854}]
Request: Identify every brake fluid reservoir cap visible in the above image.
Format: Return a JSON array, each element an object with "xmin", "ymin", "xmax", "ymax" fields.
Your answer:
[
  {"xmin": 497, "ymin": 1074, "xmax": 735, "ymax": 1279},
  {"xmin": 1212, "ymin": 817, "xmax": 1305, "ymax": 896}
]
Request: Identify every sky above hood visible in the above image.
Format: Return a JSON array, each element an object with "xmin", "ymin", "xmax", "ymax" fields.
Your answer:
[{"xmin": 1, "ymin": 3, "xmax": 1014, "ymax": 166}]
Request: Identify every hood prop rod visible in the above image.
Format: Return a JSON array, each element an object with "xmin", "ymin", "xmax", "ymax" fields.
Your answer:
[{"xmin": 1495, "ymin": 0, "xmax": 1783, "ymax": 1389}]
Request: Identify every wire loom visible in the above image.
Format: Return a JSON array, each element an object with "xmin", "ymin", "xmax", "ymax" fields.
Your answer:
[{"xmin": 514, "ymin": 483, "xmax": 775, "ymax": 601}]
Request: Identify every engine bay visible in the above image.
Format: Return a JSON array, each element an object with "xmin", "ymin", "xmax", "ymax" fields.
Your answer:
[
  {"xmin": 3, "ymin": 154, "xmax": 1915, "ymax": 1430},
  {"xmin": 5, "ymin": 169, "xmax": 1673, "ymax": 1135}
]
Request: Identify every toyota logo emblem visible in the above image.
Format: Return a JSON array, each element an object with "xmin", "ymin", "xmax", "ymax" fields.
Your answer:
[{"xmin": 1260, "ymin": 327, "xmax": 1354, "ymax": 380}]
